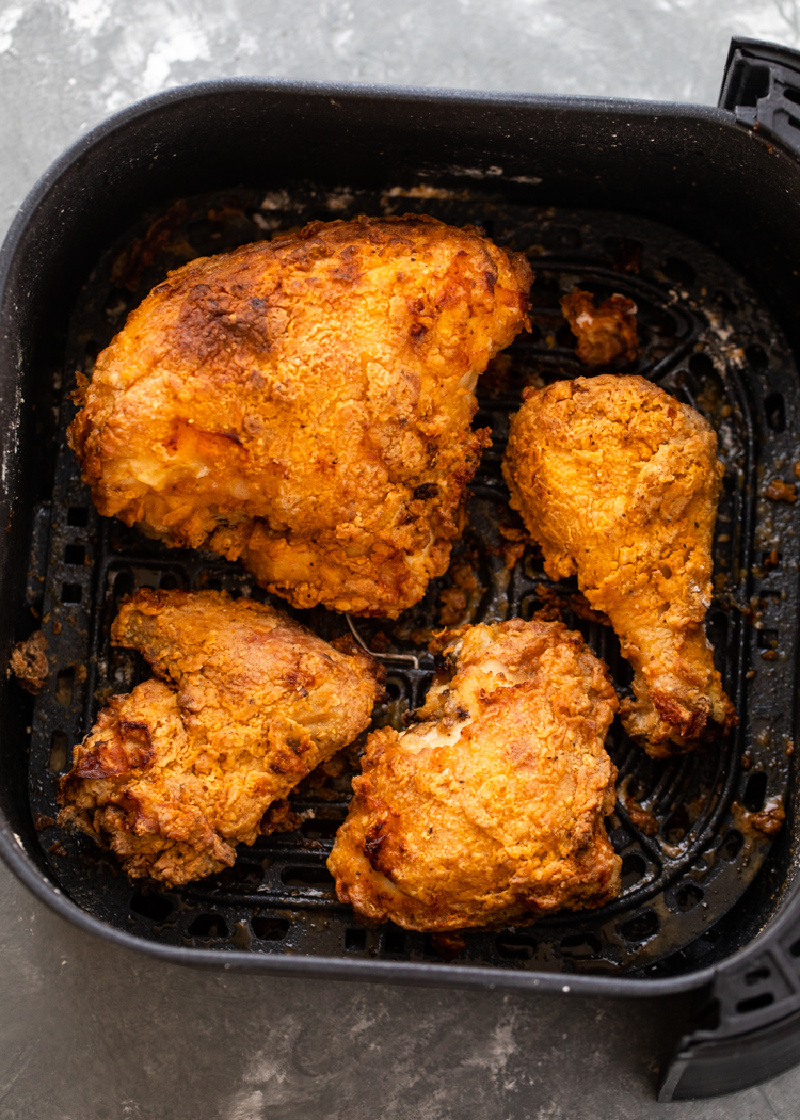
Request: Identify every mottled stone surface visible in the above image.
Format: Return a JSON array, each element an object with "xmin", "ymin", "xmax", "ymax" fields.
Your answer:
[{"xmin": 3, "ymin": 2, "xmax": 800, "ymax": 1116}]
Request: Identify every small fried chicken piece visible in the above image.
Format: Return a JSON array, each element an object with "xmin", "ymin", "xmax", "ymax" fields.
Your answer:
[
  {"xmin": 561, "ymin": 288, "xmax": 639, "ymax": 367},
  {"xmin": 502, "ymin": 374, "xmax": 735, "ymax": 757},
  {"xmin": 9, "ymin": 631, "xmax": 49, "ymax": 694},
  {"xmin": 67, "ymin": 215, "xmax": 532, "ymax": 618},
  {"xmin": 58, "ymin": 590, "xmax": 382, "ymax": 884},
  {"xmin": 328, "ymin": 619, "xmax": 620, "ymax": 931}
]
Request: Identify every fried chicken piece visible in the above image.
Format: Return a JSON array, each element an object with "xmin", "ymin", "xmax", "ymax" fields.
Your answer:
[
  {"xmin": 502, "ymin": 375, "xmax": 735, "ymax": 757},
  {"xmin": 328, "ymin": 619, "xmax": 620, "ymax": 931},
  {"xmin": 561, "ymin": 288, "xmax": 639, "ymax": 367},
  {"xmin": 58, "ymin": 590, "xmax": 382, "ymax": 884},
  {"xmin": 68, "ymin": 216, "xmax": 531, "ymax": 618}
]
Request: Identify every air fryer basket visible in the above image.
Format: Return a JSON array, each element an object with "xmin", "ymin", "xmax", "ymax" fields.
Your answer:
[{"xmin": 3, "ymin": 39, "xmax": 800, "ymax": 1101}]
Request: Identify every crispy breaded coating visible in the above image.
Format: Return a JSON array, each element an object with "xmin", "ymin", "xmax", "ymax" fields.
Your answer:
[
  {"xmin": 502, "ymin": 374, "xmax": 735, "ymax": 757},
  {"xmin": 561, "ymin": 288, "xmax": 639, "ymax": 367},
  {"xmin": 328, "ymin": 619, "xmax": 620, "ymax": 931},
  {"xmin": 67, "ymin": 216, "xmax": 531, "ymax": 618},
  {"xmin": 9, "ymin": 631, "xmax": 49, "ymax": 694},
  {"xmin": 58, "ymin": 590, "xmax": 382, "ymax": 884}
]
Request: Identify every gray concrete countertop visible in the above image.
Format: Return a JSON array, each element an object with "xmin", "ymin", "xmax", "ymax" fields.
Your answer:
[{"xmin": 2, "ymin": 3, "xmax": 800, "ymax": 1117}]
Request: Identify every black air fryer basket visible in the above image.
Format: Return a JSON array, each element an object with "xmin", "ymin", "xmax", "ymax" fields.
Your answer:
[{"xmin": 2, "ymin": 38, "xmax": 800, "ymax": 1103}]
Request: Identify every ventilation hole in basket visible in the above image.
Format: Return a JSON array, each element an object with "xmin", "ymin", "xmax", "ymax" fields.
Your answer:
[
  {"xmin": 67, "ymin": 507, "xmax": 89, "ymax": 527},
  {"xmin": 788, "ymin": 113, "xmax": 800, "ymax": 131},
  {"xmin": 789, "ymin": 937, "xmax": 800, "ymax": 958},
  {"xmin": 252, "ymin": 916, "xmax": 289, "ymax": 941},
  {"xmin": 784, "ymin": 86, "xmax": 800, "ymax": 107},
  {"xmin": 519, "ymin": 594, "xmax": 543, "ymax": 622},
  {"xmin": 64, "ymin": 543, "xmax": 85, "ymax": 566},
  {"xmin": 674, "ymin": 884, "xmax": 703, "ymax": 912},
  {"xmin": 688, "ymin": 352, "xmax": 715, "ymax": 379},
  {"xmin": 384, "ymin": 677, "xmax": 404, "ymax": 702},
  {"xmin": 744, "ymin": 771, "xmax": 768, "ymax": 813},
  {"xmin": 281, "ymin": 866, "xmax": 335, "ymax": 888},
  {"xmin": 764, "ymin": 392, "xmax": 786, "ymax": 432},
  {"xmin": 736, "ymin": 992, "xmax": 774, "ymax": 1014},
  {"xmin": 301, "ymin": 817, "xmax": 340, "ymax": 840},
  {"xmin": 48, "ymin": 730, "xmax": 68, "ymax": 772},
  {"xmin": 556, "ymin": 323, "xmax": 576, "ymax": 349},
  {"xmin": 621, "ymin": 853, "xmax": 646, "ymax": 887},
  {"xmin": 746, "ymin": 966, "xmax": 771, "ymax": 985},
  {"xmin": 129, "ymin": 889, "xmax": 174, "ymax": 923},
  {"xmin": 114, "ymin": 571, "xmax": 133, "ymax": 598},
  {"xmin": 746, "ymin": 343, "xmax": 769, "ymax": 371},
  {"xmin": 55, "ymin": 667, "xmax": 74, "ymax": 707},
  {"xmin": 719, "ymin": 829, "xmax": 743, "ymax": 861},
  {"xmin": 61, "ymin": 583, "xmax": 82, "ymax": 605},
  {"xmin": 159, "ymin": 572, "xmax": 181, "ymax": 590},
  {"xmin": 345, "ymin": 928, "xmax": 367, "ymax": 951},
  {"xmin": 383, "ymin": 926, "xmax": 405, "ymax": 955},
  {"xmin": 560, "ymin": 932, "xmax": 601, "ymax": 958},
  {"xmin": 496, "ymin": 934, "xmax": 536, "ymax": 960},
  {"xmin": 663, "ymin": 257, "xmax": 695, "ymax": 286},
  {"xmin": 662, "ymin": 804, "xmax": 690, "ymax": 844},
  {"xmin": 188, "ymin": 913, "xmax": 228, "ymax": 939},
  {"xmin": 757, "ymin": 628, "xmax": 779, "ymax": 650},
  {"xmin": 528, "ymin": 322, "xmax": 542, "ymax": 344},
  {"xmin": 620, "ymin": 910, "xmax": 659, "ymax": 943}
]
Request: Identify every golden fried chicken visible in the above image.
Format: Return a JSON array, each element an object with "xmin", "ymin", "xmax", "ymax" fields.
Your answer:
[
  {"xmin": 561, "ymin": 288, "xmax": 639, "ymax": 367},
  {"xmin": 68, "ymin": 216, "xmax": 531, "ymax": 618},
  {"xmin": 328, "ymin": 618, "xmax": 620, "ymax": 931},
  {"xmin": 502, "ymin": 375, "xmax": 735, "ymax": 757},
  {"xmin": 58, "ymin": 590, "xmax": 382, "ymax": 884}
]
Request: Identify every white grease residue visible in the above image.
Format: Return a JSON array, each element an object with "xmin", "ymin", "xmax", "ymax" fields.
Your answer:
[{"xmin": 1, "ymin": 381, "xmax": 22, "ymax": 496}]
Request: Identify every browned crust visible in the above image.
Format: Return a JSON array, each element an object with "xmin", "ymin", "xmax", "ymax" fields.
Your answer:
[
  {"xmin": 58, "ymin": 590, "xmax": 383, "ymax": 884},
  {"xmin": 328, "ymin": 618, "xmax": 621, "ymax": 931},
  {"xmin": 68, "ymin": 215, "xmax": 532, "ymax": 618},
  {"xmin": 502, "ymin": 374, "xmax": 735, "ymax": 756}
]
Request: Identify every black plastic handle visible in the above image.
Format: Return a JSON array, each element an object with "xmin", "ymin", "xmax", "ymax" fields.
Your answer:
[{"xmin": 719, "ymin": 37, "xmax": 800, "ymax": 157}]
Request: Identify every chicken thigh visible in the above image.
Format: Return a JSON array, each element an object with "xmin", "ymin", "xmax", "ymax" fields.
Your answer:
[
  {"xmin": 58, "ymin": 590, "xmax": 382, "ymax": 884},
  {"xmin": 328, "ymin": 618, "xmax": 620, "ymax": 931},
  {"xmin": 68, "ymin": 215, "xmax": 531, "ymax": 617}
]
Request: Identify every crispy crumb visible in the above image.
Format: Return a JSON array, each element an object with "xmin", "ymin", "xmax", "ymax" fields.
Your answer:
[
  {"xmin": 560, "ymin": 288, "xmax": 639, "ymax": 367},
  {"xmin": 9, "ymin": 631, "xmax": 49, "ymax": 694},
  {"xmin": 624, "ymin": 796, "xmax": 659, "ymax": 836},
  {"xmin": 765, "ymin": 478, "xmax": 797, "ymax": 503},
  {"xmin": 750, "ymin": 798, "xmax": 785, "ymax": 837}
]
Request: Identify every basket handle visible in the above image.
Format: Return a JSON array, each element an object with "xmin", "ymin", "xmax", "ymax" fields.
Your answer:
[{"xmin": 719, "ymin": 36, "xmax": 800, "ymax": 157}]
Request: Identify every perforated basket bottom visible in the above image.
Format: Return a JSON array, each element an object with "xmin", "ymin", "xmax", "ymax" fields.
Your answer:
[{"xmin": 25, "ymin": 188, "xmax": 800, "ymax": 979}]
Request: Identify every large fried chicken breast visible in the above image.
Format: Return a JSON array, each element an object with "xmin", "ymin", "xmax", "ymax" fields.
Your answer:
[
  {"xmin": 68, "ymin": 216, "xmax": 531, "ymax": 618},
  {"xmin": 58, "ymin": 590, "xmax": 382, "ymax": 884},
  {"xmin": 328, "ymin": 619, "xmax": 620, "ymax": 931},
  {"xmin": 502, "ymin": 374, "xmax": 735, "ymax": 757}
]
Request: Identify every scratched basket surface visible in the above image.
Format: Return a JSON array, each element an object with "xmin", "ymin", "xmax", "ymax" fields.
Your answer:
[{"xmin": 23, "ymin": 188, "xmax": 800, "ymax": 978}]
